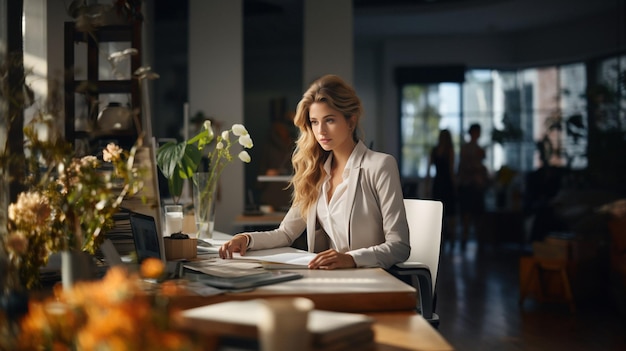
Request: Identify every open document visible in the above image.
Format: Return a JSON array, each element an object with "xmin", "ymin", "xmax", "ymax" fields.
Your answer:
[{"xmin": 232, "ymin": 247, "xmax": 317, "ymax": 269}]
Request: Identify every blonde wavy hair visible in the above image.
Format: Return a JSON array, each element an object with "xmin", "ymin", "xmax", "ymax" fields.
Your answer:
[{"xmin": 290, "ymin": 75, "xmax": 363, "ymax": 219}]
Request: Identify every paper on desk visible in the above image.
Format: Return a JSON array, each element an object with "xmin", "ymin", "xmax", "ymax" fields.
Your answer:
[
  {"xmin": 234, "ymin": 247, "xmax": 316, "ymax": 269},
  {"xmin": 184, "ymin": 258, "xmax": 266, "ymax": 278}
]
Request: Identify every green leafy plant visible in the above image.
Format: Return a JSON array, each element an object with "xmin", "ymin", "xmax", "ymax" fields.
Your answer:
[{"xmin": 156, "ymin": 120, "xmax": 253, "ymax": 204}]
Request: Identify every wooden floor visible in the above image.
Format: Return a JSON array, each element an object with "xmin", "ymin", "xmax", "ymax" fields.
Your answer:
[{"xmin": 434, "ymin": 239, "xmax": 626, "ymax": 351}]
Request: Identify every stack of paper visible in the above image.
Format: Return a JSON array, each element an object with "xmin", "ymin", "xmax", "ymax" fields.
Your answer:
[
  {"xmin": 177, "ymin": 299, "xmax": 376, "ymax": 350},
  {"xmin": 183, "ymin": 258, "xmax": 302, "ymax": 289},
  {"xmin": 232, "ymin": 247, "xmax": 317, "ymax": 269},
  {"xmin": 102, "ymin": 210, "xmax": 135, "ymax": 256}
]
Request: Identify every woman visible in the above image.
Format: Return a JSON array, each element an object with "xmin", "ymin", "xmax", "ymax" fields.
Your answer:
[
  {"xmin": 457, "ymin": 123, "xmax": 487, "ymax": 248},
  {"xmin": 426, "ymin": 129, "xmax": 457, "ymax": 246},
  {"xmin": 219, "ymin": 75, "xmax": 410, "ymax": 269}
]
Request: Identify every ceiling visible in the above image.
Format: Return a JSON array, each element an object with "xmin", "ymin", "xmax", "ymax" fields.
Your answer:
[{"xmin": 243, "ymin": 0, "xmax": 622, "ymax": 49}]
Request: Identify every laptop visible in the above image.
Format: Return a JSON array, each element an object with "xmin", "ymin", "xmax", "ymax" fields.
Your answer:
[{"xmin": 129, "ymin": 211, "xmax": 165, "ymax": 263}]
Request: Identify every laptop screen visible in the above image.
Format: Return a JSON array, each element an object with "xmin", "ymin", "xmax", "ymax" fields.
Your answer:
[{"xmin": 129, "ymin": 212, "xmax": 163, "ymax": 262}]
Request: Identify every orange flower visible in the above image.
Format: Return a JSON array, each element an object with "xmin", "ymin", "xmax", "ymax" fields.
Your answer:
[
  {"xmin": 15, "ymin": 265, "xmax": 201, "ymax": 351},
  {"xmin": 160, "ymin": 280, "xmax": 185, "ymax": 297},
  {"xmin": 140, "ymin": 257, "xmax": 165, "ymax": 279}
]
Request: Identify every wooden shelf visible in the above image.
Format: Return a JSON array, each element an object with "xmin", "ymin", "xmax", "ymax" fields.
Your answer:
[
  {"xmin": 64, "ymin": 20, "xmax": 142, "ymax": 152},
  {"xmin": 69, "ymin": 80, "xmax": 134, "ymax": 94}
]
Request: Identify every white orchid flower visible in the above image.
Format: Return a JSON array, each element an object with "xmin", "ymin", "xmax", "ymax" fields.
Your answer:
[
  {"xmin": 134, "ymin": 66, "xmax": 160, "ymax": 80},
  {"xmin": 238, "ymin": 134, "xmax": 253, "ymax": 148},
  {"xmin": 203, "ymin": 120, "xmax": 214, "ymax": 140},
  {"xmin": 238, "ymin": 150, "xmax": 251, "ymax": 163},
  {"xmin": 95, "ymin": 200, "xmax": 107, "ymax": 211},
  {"xmin": 232, "ymin": 124, "xmax": 248, "ymax": 136},
  {"xmin": 221, "ymin": 130, "xmax": 229, "ymax": 140},
  {"xmin": 216, "ymin": 141, "xmax": 224, "ymax": 150},
  {"xmin": 108, "ymin": 48, "xmax": 138, "ymax": 63}
]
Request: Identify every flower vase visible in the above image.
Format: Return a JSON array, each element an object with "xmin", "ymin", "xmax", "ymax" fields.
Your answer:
[
  {"xmin": 61, "ymin": 251, "xmax": 96, "ymax": 290},
  {"xmin": 192, "ymin": 172, "xmax": 218, "ymax": 240}
]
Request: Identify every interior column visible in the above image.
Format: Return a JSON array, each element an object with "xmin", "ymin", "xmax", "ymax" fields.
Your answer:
[
  {"xmin": 189, "ymin": 0, "xmax": 244, "ymax": 233},
  {"xmin": 303, "ymin": 0, "xmax": 354, "ymax": 86}
]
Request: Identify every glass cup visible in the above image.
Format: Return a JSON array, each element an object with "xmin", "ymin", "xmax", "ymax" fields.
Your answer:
[{"xmin": 163, "ymin": 205, "xmax": 184, "ymax": 236}]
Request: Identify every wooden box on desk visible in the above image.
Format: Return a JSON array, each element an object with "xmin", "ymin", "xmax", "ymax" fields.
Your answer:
[{"xmin": 164, "ymin": 238, "xmax": 197, "ymax": 260}]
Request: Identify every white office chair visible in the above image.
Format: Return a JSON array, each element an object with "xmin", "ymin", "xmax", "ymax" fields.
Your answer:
[{"xmin": 389, "ymin": 199, "xmax": 443, "ymax": 327}]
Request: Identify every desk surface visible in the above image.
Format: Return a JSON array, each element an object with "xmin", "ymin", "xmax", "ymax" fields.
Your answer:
[
  {"xmin": 186, "ymin": 233, "xmax": 416, "ymax": 313},
  {"xmin": 180, "ymin": 233, "xmax": 454, "ymax": 350},
  {"xmin": 175, "ymin": 268, "xmax": 417, "ymax": 313},
  {"xmin": 371, "ymin": 312, "xmax": 453, "ymax": 351},
  {"xmin": 176, "ymin": 311, "xmax": 453, "ymax": 351}
]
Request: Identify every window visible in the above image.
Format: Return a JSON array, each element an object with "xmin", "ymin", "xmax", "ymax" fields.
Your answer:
[
  {"xmin": 400, "ymin": 83, "xmax": 461, "ymax": 178},
  {"xmin": 593, "ymin": 55, "xmax": 626, "ymax": 132},
  {"xmin": 399, "ymin": 65, "xmax": 590, "ymax": 180}
]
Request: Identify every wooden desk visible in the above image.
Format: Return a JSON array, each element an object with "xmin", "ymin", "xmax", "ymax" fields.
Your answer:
[
  {"xmin": 173, "ymin": 268, "xmax": 417, "ymax": 313},
  {"xmin": 371, "ymin": 312, "xmax": 453, "ymax": 351},
  {"xmin": 179, "ymin": 232, "xmax": 454, "ymax": 350},
  {"xmin": 184, "ymin": 233, "xmax": 416, "ymax": 313},
  {"xmin": 176, "ymin": 311, "xmax": 453, "ymax": 351}
]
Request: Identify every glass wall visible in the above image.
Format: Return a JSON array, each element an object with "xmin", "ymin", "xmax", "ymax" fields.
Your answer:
[
  {"xmin": 593, "ymin": 55, "xmax": 626, "ymax": 132},
  {"xmin": 587, "ymin": 54, "xmax": 626, "ymax": 186},
  {"xmin": 399, "ymin": 63, "xmax": 592, "ymax": 180},
  {"xmin": 400, "ymin": 84, "xmax": 461, "ymax": 178}
]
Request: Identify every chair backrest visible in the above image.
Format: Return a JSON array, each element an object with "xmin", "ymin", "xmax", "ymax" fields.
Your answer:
[{"xmin": 403, "ymin": 199, "xmax": 444, "ymax": 294}]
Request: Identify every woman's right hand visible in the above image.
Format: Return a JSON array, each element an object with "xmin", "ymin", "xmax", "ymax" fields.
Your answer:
[{"xmin": 218, "ymin": 234, "xmax": 250, "ymax": 259}]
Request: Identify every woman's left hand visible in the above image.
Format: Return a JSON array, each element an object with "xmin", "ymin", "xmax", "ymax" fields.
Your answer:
[{"xmin": 308, "ymin": 249, "xmax": 356, "ymax": 270}]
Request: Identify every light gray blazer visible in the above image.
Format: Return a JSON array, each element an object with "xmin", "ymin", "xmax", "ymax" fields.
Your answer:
[
  {"xmin": 248, "ymin": 142, "xmax": 411, "ymax": 268},
  {"xmin": 247, "ymin": 141, "xmax": 410, "ymax": 269}
]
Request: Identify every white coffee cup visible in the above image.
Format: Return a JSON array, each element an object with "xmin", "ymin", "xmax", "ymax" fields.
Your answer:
[{"xmin": 258, "ymin": 297, "xmax": 314, "ymax": 351}]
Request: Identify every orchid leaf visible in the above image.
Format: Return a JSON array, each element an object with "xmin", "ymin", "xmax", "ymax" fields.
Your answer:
[
  {"xmin": 177, "ymin": 145, "xmax": 202, "ymax": 179},
  {"xmin": 155, "ymin": 141, "xmax": 182, "ymax": 179},
  {"xmin": 156, "ymin": 140, "xmax": 203, "ymax": 198}
]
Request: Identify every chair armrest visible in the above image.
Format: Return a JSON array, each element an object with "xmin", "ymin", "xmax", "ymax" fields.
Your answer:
[
  {"xmin": 387, "ymin": 264, "xmax": 434, "ymax": 320},
  {"xmin": 393, "ymin": 261, "xmax": 429, "ymax": 270}
]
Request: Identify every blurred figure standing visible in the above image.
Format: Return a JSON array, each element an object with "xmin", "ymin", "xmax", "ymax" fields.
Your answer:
[
  {"xmin": 426, "ymin": 129, "xmax": 457, "ymax": 247},
  {"xmin": 457, "ymin": 123, "xmax": 487, "ymax": 249}
]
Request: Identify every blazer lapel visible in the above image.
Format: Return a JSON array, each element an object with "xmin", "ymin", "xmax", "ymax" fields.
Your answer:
[{"xmin": 344, "ymin": 142, "xmax": 367, "ymax": 245}]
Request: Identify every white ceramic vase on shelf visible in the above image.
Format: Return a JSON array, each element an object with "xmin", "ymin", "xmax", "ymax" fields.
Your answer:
[{"xmin": 192, "ymin": 172, "xmax": 218, "ymax": 240}]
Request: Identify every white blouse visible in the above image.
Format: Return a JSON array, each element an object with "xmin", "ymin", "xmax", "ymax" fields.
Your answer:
[{"xmin": 316, "ymin": 150, "xmax": 358, "ymax": 253}]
